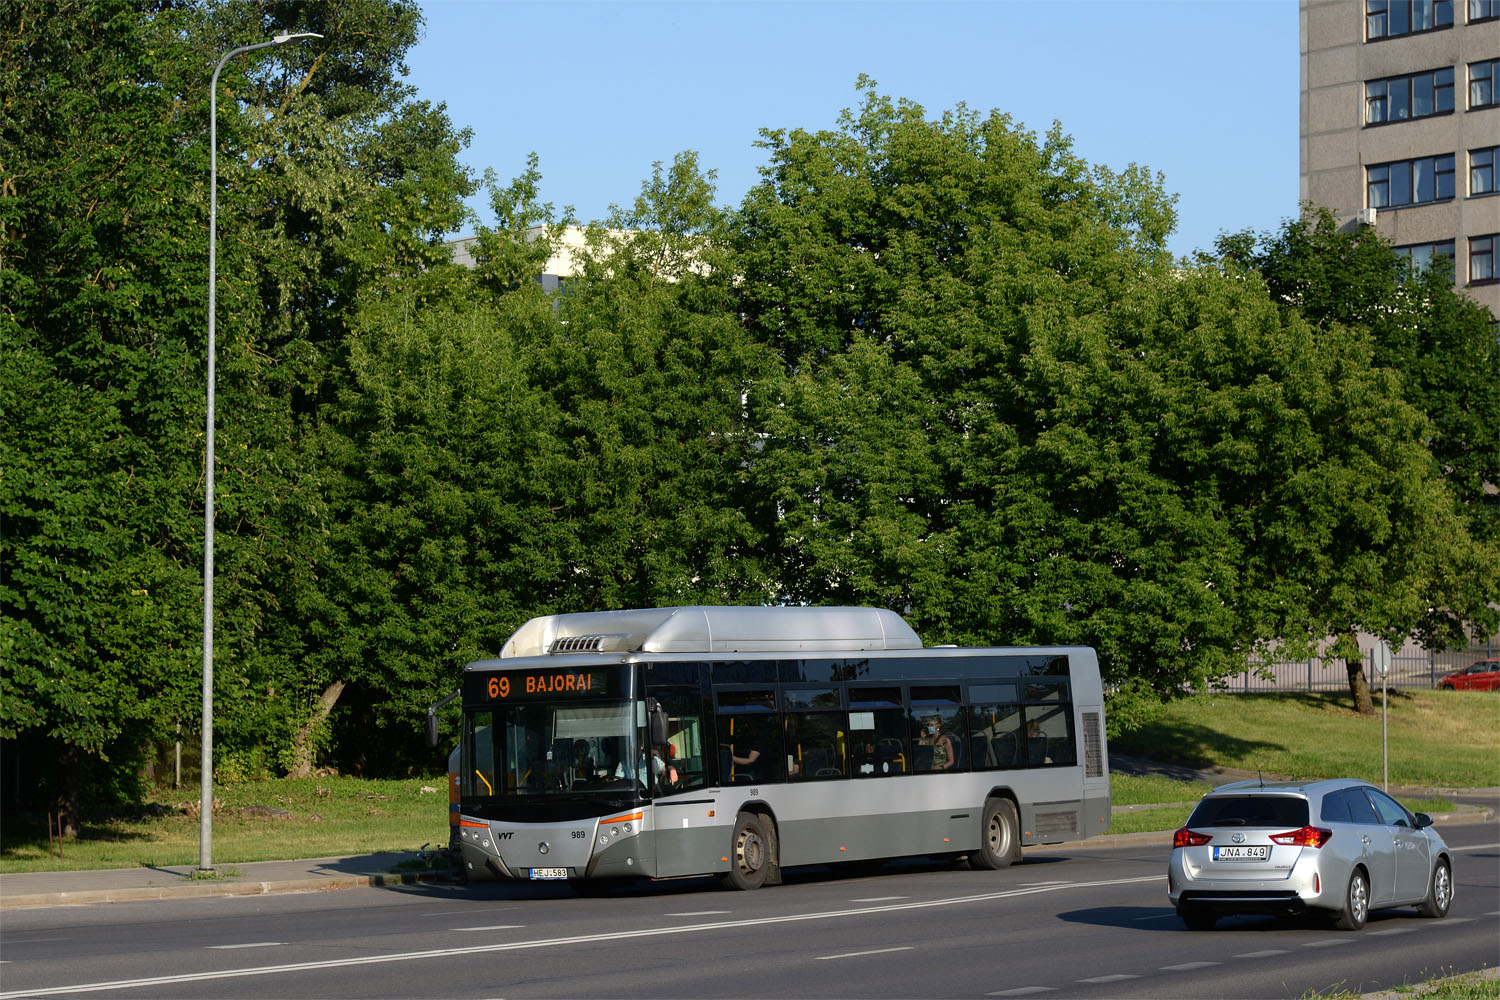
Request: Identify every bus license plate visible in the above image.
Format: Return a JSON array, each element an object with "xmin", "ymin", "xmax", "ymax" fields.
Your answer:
[
  {"xmin": 1213, "ymin": 846, "xmax": 1269, "ymax": 861},
  {"xmin": 529, "ymin": 867, "xmax": 568, "ymax": 879}
]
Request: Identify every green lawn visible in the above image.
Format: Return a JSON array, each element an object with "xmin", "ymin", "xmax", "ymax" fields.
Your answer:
[
  {"xmin": 1111, "ymin": 689, "xmax": 1500, "ymax": 788},
  {"xmin": 1, "ymin": 776, "xmax": 450, "ymax": 874},
  {"xmin": 4, "ymin": 690, "xmax": 1493, "ymax": 873}
]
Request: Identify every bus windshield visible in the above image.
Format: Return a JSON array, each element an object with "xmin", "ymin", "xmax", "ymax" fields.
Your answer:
[{"xmin": 464, "ymin": 701, "xmax": 643, "ymax": 798}]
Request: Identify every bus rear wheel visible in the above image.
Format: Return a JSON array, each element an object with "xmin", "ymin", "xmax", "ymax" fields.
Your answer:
[
  {"xmin": 971, "ymin": 797, "xmax": 1021, "ymax": 870},
  {"xmin": 720, "ymin": 812, "xmax": 771, "ymax": 890}
]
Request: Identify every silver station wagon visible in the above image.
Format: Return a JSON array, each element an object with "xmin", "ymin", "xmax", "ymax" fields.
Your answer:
[{"xmin": 1168, "ymin": 778, "xmax": 1453, "ymax": 930}]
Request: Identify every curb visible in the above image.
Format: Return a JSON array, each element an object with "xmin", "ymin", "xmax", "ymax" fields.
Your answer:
[{"xmin": 0, "ymin": 871, "xmax": 448, "ymax": 910}]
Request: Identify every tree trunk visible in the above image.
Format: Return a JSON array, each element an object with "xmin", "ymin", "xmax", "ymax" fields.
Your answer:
[
  {"xmin": 58, "ymin": 748, "xmax": 82, "ymax": 838},
  {"xmin": 286, "ymin": 680, "xmax": 345, "ymax": 779},
  {"xmin": 1345, "ymin": 649, "xmax": 1375, "ymax": 716}
]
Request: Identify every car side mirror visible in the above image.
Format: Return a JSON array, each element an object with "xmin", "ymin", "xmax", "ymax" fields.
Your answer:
[
  {"xmin": 426, "ymin": 711, "xmax": 439, "ymax": 749},
  {"xmin": 1413, "ymin": 812, "xmax": 1433, "ymax": 829}
]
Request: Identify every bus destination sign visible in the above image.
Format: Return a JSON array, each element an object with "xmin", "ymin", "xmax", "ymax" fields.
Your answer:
[{"xmin": 465, "ymin": 668, "xmax": 612, "ymax": 703}]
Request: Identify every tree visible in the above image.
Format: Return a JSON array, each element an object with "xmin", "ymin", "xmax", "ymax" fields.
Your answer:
[
  {"xmin": 733, "ymin": 82, "xmax": 1488, "ymax": 724},
  {"xmin": 1216, "ymin": 208, "xmax": 1500, "ymax": 708},
  {"xmin": 1, "ymin": 0, "xmax": 478, "ymax": 807},
  {"xmin": 2, "ymin": 1, "xmax": 211, "ymax": 828},
  {"xmin": 197, "ymin": 0, "xmax": 476, "ymax": 778},
  {"xmin": 535, "ymin": 152, "xmax": 776, "ymax": 608}
]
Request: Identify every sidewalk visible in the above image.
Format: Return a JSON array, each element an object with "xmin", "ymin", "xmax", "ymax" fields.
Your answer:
[{"xmin": 0, "ymin": 852, "xmax": 451, "ymax": 909}]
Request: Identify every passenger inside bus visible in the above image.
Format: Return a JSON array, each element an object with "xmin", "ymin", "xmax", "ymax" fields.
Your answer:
[
  {"xmin": 730, "ymin": 739, "xmax": 765, "ymax": 776},
  {"xmin": 923, "ymin": 716, "xmax": 957, "ymax": 770}
]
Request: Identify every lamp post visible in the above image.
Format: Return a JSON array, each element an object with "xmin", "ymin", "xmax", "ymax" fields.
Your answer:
[{"xmin": 203, "ymin": 30, "xmax": 322, "ymax": 873}]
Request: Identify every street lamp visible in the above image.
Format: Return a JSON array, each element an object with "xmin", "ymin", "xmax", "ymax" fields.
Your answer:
[{"xmin": 203, "ymin": 30, "xmax": 322, "ymax": 873}]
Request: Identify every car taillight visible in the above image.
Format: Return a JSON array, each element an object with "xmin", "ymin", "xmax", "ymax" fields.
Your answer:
[
  {"xmin": 1270, "ymin": 825, "xmax": 1333, "ymax": 848},
  {"xmin": 1173, "ymin": 828, "xmax": 1213, "ymax": 847}
]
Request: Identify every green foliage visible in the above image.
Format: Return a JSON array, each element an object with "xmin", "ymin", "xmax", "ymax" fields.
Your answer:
[
  {"xmin": 732, "ymin": 80, "xmax": 1485, "ymax": 710},
  {"xmin": 7, "ymin": 28, "xmax": 1494, "ymax": 819},
  {"xmin": 1215, "ymin": 208, "xmax": 1500, "ymax": 652},
  {"xmin": 1, "ymin": 2, "xmax": 210, "ymax": 810}
]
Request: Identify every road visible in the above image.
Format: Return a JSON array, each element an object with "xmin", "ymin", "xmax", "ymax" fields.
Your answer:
[{"xmin": 2, "ymin": 823, "xmax": 1495, "ymax": 999}]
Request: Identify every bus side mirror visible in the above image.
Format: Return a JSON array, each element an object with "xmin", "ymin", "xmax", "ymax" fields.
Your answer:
[
  {"xmin": 426, "ymin": 712, "xmax": 439, "ymax": 749},
  {"xmin": 647, "ymin": 698, "xmax": 669, "ymax": 745}
]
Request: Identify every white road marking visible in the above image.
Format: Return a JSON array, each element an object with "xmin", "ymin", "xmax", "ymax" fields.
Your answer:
[
  {"xmin": 1077, "ymin": 974, "xmax": 1140, "ymax": 983},
  {"xmin": 451, "ymin": 925, "xmax": 524, "ymax": 932},
  {"xmin": 1234, "ymin": 949, "xmax": 1291, "ymax": 958},
  {"xmin": 1368, "ymin": 927, "xmax": 1419, "ymax": 936},
  {"xmin": 1450, "ymin": 842, "xmax": 1499, "ymax": 852},
  {"xmin": 664, "ymin": 910, "xmax": 731, "ymax": 916},
  {"xmin": 1302, "ymin": 939, "xmax": 1353, "ymax": 948},
  {"xmin": 1161, "ymin": 961, "xmax": 1220, "ymax": 970},
  {"xmin": 850, "ymin": 896, "xmax": 908, "ymax": 902},
  {"xmin": 816, "ymin": 946, "xmax": 914, "ymax": 961},
  {"xmin": 0, "ymin": 874, "xmax": 1165, "ymax": 999},
  {"xmin": 987, "ymin": 989, "xmax": 1056, "ymax": 996},
  {"xmin": 206, "ymin": 943, "xmax": 283, "ymax": 951},
  {"xmin": 419, "ymin": 906, "xmax": 518, "ymax": 918}
]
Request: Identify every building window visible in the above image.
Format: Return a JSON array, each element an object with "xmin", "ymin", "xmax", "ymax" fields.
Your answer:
[
  {"xmin": 1366, "ymin": 68, "xmax": 1455, "ymax": 124},
  {"xmin": 1394, "ymin": 240, "xmax": 1456, "ymax": 281},
  {"xmin": 1471, "ymin": 0, "xmax": 1498, "ymax": 21},
  {"xmin": 1472, "ymin": 60, "xmax": 1498, "ymax": 109},
  {"xmin": 1367, "ymin": 0, "xmax": 1454, "ymax": 38},
  {"xmin": 1367, "ymin": 154, "xmax": 1456, "ymax": 207},
  {"xmin": 1474, "ymin": 147, "xmax": 1499, "ymax": 196},
  {"xmin": 1472, "ymin": 235, "xmax": 1498, "ymax": 283}
]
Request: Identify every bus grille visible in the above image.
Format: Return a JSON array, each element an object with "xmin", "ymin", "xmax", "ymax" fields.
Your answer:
[
  {"xmin": 1082, "ymin": 712, "xmax": 1104, "ymax": 778},
  {"xmin": 548, "ymin": 632, "xmax": 643, "ymax": 653},
  {"xmin": 1034, "ymin": 810, "xmax": 1078, "ymax": 837},
  {"xmin": 549, "ymin": 634, "xmax": 613, "ymax": 653}
]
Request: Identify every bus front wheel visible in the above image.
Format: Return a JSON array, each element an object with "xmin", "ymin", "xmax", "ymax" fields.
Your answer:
[
  {"xmin": 971, "ymin": 797, "xmax": 1021, "ymax": 869},
  {"xmin": 721, "ymin": 812, "xmax": 771, "ymax": 890}
]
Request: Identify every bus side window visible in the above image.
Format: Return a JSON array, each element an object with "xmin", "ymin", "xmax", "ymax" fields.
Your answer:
[
  {"xmin": 964, "ymin": 698, "xmax": 1022, "ymax": 771},
  {"xmin": 716, "ymin": 694, "xmax": 783, "ymax": 784}
]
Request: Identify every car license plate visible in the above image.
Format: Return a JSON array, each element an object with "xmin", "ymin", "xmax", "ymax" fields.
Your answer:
[
  {"xmin": 1213, "ymin": 845, "xmax": 1269, "ymax": 861},
  {"xmin": 528, "ymin": 867, "xmax": 568, "ymax": 879}
]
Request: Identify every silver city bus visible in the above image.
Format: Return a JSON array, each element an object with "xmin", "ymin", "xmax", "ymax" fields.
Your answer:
[{"xmin": 451, "ymin": 605, "xmax": 1110, "ymax": 890}]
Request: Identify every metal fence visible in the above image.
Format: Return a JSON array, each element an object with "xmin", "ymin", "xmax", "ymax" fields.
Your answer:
[{"xmin": 1216, "ymin": 637, "xmax": 1500, "ymax": 694}]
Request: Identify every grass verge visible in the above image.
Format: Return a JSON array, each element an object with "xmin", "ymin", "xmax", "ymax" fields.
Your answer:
[
  {"xmin": 2, "ymin": 776, "xmax": 449, "ymax": 874},
  {"xmin": 4, "ymin": 691, "xmax": 1491, "ymax": 873},
  {"xmin": 1112, "ymin": 689, "xmax": 1500, "ymax": 788}
]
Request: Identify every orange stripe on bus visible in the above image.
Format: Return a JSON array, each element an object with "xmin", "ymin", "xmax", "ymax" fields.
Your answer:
[
  {"xmin": 460, "ymin": 819, "xmax": 488, "ymax": 828},
  {"xmin": 601, "ymin": 811, "xmax": 644, "ymax": 824}
]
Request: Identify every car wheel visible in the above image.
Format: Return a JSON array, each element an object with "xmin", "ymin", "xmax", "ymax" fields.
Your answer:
[
  {"xmin": 1333, "ymin": 868, "xmax": 1369, "ymax": 930},
  {"xmin": 720, "ymin": 812, "xmax": 771, "ymax": 890},
  {"xmin": 970, "ymin": 798, "xmax": 1022, "ymax": 870},
  {"xmin": 1177, "ymin": 905, "xmax": 1217, "ymax": 931},
  {"xmin": 1417, "ymin": 858, "xmax": 1452, "ymax": 918}
]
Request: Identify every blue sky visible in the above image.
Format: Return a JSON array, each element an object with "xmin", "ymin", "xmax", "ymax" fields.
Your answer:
[{"xmin": 405, "ymin": 0, "xmax": 1298, "ymax": 260}]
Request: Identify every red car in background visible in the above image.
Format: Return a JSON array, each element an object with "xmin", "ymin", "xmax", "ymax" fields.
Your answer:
[{"xmin": 1438, "ymin": 659, "xmax": 1500, "ymax": 691}]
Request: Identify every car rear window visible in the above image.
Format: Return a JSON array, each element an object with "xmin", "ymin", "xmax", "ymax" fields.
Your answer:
[{"xmin": 1186, "ymin": 794, "xmax": 1309, "ymax": 828}]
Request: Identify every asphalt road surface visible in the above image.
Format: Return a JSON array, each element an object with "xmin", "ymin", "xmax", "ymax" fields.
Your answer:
[{"xmin": 2, "ymin": 823, "xmax": 1495, "ymax": 999}]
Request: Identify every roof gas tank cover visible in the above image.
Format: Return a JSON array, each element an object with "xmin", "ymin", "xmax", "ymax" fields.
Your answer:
[{"xmin": 499, "ymin": 606, "xmax": 923, "ymax": 658}]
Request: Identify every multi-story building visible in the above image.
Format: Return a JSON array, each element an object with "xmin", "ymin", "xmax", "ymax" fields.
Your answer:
[
  {"xmin": 446, "ymin": 225, "xmax": 589, "ymax": 292},
  {"xmin": 1301, "ymin": 0, "xmax": 1499, "ymax": 315}
]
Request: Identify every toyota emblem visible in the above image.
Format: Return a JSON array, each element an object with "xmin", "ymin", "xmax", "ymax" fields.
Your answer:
[
  {"xmin": 1231, "ymin": 833, "xmax": 1246, "ymax": 844},
  {"xmin": 538, "ymin": 842, "xmax": 550, "ymax": 855}
]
